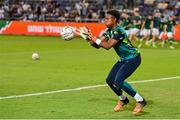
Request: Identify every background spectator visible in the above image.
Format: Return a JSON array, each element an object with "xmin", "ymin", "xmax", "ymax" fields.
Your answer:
[{"xmin": 0, "ymin": 0, "xmax": 179, "ymax": 23}]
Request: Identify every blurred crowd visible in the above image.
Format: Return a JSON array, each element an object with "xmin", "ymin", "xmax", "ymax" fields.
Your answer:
[{"xmin": 0, "ymin": 0, "xmax": 179, "ymax": 22}]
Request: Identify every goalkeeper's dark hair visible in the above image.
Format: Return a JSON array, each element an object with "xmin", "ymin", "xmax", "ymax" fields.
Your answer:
[{"xmin": 107, "ymin": 9, "xmax": 120, "ymax": 22}]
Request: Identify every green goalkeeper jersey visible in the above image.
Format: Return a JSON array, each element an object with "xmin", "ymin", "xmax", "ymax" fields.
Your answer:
[{"xmin": 103, "ymin": 25, "xmax": 139, "ymax": 61}]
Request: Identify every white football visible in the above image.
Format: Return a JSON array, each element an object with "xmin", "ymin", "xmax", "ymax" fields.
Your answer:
[
  {"xmin": 32, "ymin": 53, "xmax": 39, "ymax": 60},
  {"xmin": 60, "ymin": 26, "xmax": 75, "ymax": 40}
]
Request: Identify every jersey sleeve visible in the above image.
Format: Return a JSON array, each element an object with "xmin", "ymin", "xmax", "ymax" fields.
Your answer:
[{"xmin": 101, "ymin": 29, "xmax": 109, "ymax": 40}]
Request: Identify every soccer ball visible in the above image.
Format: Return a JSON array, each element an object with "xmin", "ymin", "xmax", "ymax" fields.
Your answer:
[
  {"xmin": 60, "ymin": 26, "xmax": 75, "ymax": 40},
  {"xmin": 32, "ymin": 53, "xmax": 39, "ymax": 60}
]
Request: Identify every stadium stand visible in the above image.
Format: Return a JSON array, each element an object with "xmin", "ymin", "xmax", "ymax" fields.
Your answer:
[{"xmin": 0, "ymin": 0, "xmax": 179, "ymax": 23}]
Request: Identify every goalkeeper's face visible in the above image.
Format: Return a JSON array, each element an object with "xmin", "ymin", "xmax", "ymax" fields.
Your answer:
[{"xmin": 105, "ymin": 14, "xmax": 116, "ymax": 28}]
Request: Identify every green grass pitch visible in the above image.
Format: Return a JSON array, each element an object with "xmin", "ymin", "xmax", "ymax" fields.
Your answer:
[{"xmin": 0, "ymin": 35, "xmax": 180, "ymax": 119}]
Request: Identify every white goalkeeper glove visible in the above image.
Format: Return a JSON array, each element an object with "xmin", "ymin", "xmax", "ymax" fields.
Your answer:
[{"xmin": 76, "ymin": 26, "xmax": 91, "ymax": 40}]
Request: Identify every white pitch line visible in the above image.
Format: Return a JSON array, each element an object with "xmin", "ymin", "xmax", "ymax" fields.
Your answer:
[{"xmin": 0, "ymin": 76, "xmax": 180, "ymax": 100}]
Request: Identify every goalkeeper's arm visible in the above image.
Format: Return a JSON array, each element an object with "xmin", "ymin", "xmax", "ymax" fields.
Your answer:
[
  {"xmin": 88, "ymin": 35, "xmax": 118, "ymax": 50},
  {"xmin": 88, "ymin": 40, "xmax": 100, "ymax": 49},
  {"xmin": 76, "ymin": 26, "xmax": 118, "ymax": 49}
]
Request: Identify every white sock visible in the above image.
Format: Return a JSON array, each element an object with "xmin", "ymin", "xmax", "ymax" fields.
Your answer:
[
  {"xmin": 119, "ymin": 95, "xmax": 126, "ymax": 101},
  {"xmin": 134, "ymin": 93, "xmax": 143, "ymax": 102}
]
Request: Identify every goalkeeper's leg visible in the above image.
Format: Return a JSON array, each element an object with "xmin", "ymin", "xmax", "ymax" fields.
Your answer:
[
  {"xmin": 114, "ymin": 55, "xmax": 147, "ymax": 114},
  {"xmin": 106, "ymin": 61, "xmax": 129, "ymax": 112}
]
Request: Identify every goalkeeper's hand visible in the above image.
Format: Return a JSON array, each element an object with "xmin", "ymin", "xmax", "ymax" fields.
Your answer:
[
  {"xmin": 76, "ymin": 26, "xmax": 101, "ymax": 48},
  {"xmin": 76, "ymin": 26, "xmax": 92, "ymax": 40}
]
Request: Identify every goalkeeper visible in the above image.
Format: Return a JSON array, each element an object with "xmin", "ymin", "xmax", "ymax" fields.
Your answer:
[{"xmin": 77, "ymin": 9, "xmax": 147, "ymax": 115}]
